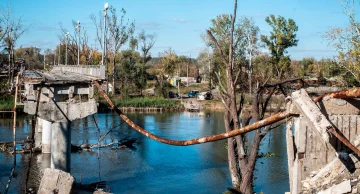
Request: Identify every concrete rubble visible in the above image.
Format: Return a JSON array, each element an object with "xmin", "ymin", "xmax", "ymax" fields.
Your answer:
[
  {"xmin": 300, "ymin": 137, "xmax": 360, "ymax": 193},
  {"xmin": 37, "ymin": 168, "xmax": 75, "ymax": 194},
  {"xmin": 317, "ymin": 180, "xmax": 351, "ymax": 194},
  {"xmin": 93, "ymin": 189, "xmax": 112, "ymax": 194}
]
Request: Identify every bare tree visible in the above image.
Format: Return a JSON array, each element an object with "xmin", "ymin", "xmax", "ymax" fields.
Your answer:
[
  {"xmin": 81, "ymin": 28, "xmax": 94, "ymax": 65},
  {"xmin": 1, "ymin": 5, "xmax": 29, "ymax": 90},
  {"xmin": 138, "ymin": 30, "xmax": 156, "ymax": 64},
  {"xmin": 206, "ymin": 1, "xmax": 294, "ymax": 193},
  {"xmin": 136, "ymin": 30, "xmax": 156, "ymax": 95},
  {"xmin": 90, "ymin": 12, "xmax": 108, "ymax": 59},
  {"xmin": 59, "ymin": 21, "xmax": 95, "ymax": 65},
  {"xmin": 0, "ymin": 7, "xmax": 8, "ymax": 49}
]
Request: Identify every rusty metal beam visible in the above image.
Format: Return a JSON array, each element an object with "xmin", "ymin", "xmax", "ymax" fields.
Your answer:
[
  {"xmin": 93, "ymin": 81, "xmax": 295, "ymax": 146},
  {"xmin": 314, "ymin": 88, "xmax": 360, "ymax": 102},
  {"xmin": 327, "ymin": 127, "xmax": 360, "ymax": 156}
]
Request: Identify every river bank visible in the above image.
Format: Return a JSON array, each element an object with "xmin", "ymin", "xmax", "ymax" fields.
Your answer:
[{"xmin": 1, "ymin": 91, "xmax": 286, "ymax": 115}]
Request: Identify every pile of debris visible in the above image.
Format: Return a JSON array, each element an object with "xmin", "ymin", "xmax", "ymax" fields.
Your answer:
[{"xmin": 301, "ymin": 138, "xmax": 360, "ymax": 194}]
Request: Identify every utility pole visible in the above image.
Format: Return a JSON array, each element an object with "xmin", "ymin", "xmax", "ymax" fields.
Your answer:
[
  {"xmin": 208, "ymin": 52, "xmax": 212, "ymax": 88},
  {"xmin": 178, "ymin": 54, "xmax": 180, "ymax": 97},
  {"xmin": 103, "ymin": 3, "xmax": 109, "ymax": 93},
  {"xmin": 65, "ymin": 32, "xmax": 69, "ymax": 65},
  {"xmin": 102, "ymin": 3, "xmax": 109, "ymax": 66},
  {"xmin": 43, "ymin": 52, "xmax": 46, "ymax": 70},
  {"xmin": 58, "ymin": 40, "xmax": 61, "ymax": 65},
  {"xmin": 187, "ymin": 55, "xmax": 190, "ymax": 87},
  {"xmin": 7, "ymin": 29, "xmax": 12, "ymax": 91},
  {"xmin": 76, "ymin": 21, "xmax": 81, "ymax": 65}
]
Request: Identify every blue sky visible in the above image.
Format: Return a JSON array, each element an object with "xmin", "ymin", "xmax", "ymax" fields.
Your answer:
[{"xmin": 1, "ymin": 0, "xmax": 351, "ymax": 60}]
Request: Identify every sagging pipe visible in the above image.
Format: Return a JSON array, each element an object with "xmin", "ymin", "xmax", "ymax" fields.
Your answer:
[
  {"xmin": 93, "ymin": 81, "xmax": 295, "ymax": 146},
  {"xmin": 314, "ymin": 88, "xmax": 360, "ymax": 102}
]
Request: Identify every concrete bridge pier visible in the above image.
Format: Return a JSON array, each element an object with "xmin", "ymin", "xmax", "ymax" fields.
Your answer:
[
  {"xmin": 35, "ymin": 118, "xmax": 72, "ymax": 172},
  {"xmin": 34, "ymin": 117, "xmax": 43, "ymax": 148},
  {"xmin": 41, "ymin": 119, "xmax": 52, "ymax": 154},
  {"xmin": 50, "ymin": 121, "xmax": 71, "ymax": 172},
  {"xmin": 41, "ymin": 153, "xmax": 51, "ymax": 169},
  {"xmin": 36, "ymin": 117, "xmax": 43, "ymax": 132}
]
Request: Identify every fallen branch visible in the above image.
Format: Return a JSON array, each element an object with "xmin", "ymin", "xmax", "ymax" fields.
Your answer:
[
  {"xmin": 89, "ymin": 123, "xmax": 121, "ymax": 148},
  {"xmin": 314, "ymin": 88, "xmax": 360, "ymax": 102},
  {"xmin": 93, "ymin": 81, "xmax": 296, "ymax": 146}
]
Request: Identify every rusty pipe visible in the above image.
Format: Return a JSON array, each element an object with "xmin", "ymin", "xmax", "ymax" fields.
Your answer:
[
  {"xmin": 314, "ymin": 88, "xmax": 360, "ymax": 102},
  {"xmin": 93, "ymin": 81, "xmax": 295, "ymax": 146}
]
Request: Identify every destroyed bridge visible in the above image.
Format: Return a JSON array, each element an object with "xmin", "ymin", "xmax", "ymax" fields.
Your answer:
[{"xmin": 12, "ymin": 65, "xmax": 360, "ymax": 193}]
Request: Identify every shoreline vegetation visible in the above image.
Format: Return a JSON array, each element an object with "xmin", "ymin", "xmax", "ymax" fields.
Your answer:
[
  {"xmin": 0, "ymin": 94, "xmax": 15, "ymax": 111},
  {"xmin": 0, "ymin": 92, "xmax": 288, "ymax": 113},
  {"xmin": 0, "ymin": 94, "xmax": 226, "ymax": 113}
]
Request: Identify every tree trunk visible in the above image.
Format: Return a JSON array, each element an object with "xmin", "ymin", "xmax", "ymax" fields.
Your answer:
[
  {"xmin": 224, "ymin": 111, "xmax": 241, "ymax": 189},
  {"xmin": 240, "ymin": 131, "xmax": 261, "ymax": 194},
  {"xmin": 249, "ymin": 74, "xmax": 252, "ymax": 95},
  {"xmin": 8, "ymin": 51, "xmax": 11, "ymax": 90},
  {"xmin": 112, "ymin": 54, "xmax": 116, "ymax": 95},
  {"xmin": 10, "ymin": 49, "xmax": 15, "ymax": 91}
]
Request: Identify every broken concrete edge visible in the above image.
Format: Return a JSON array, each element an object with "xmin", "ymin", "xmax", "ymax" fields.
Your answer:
[
  {"xmin": 94, "ymin": 189, "xmax": 113, "ymax": 194},
  {"xmin": 291, "ymin": 89, "xmax": 330, "ymax": 143},
  {"xmin": 317, "ymin": 179, "xmax": 351, "ymax": 194},
  {"xmin": 301, "ymin": 134, "xmax": 360, "ymax": 192},
  {"xmin": 38, "ymin": 168, "xmax": 75, "ymax": 194}
]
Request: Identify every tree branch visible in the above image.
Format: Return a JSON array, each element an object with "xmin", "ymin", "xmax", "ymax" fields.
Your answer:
[{"xmin": 206, "ymin": 30, "xmax": 228, "ymax": 64}]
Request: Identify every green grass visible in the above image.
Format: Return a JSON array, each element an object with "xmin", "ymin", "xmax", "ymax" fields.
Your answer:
[
  {"xmin": 0, "ymin": 94, "xmax": 14, "ymax": 110},
  {"xmin": 112, "ymin": 97, "xmax": 182, "ymax": 108}
]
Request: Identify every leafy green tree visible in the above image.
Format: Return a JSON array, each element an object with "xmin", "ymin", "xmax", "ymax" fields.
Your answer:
[
  {"xmin": 240, "ymin": 16, "xmax": 260, "ymax": 94},
  {"xmin": 253, "ymin": 54, "xmax": 273, "ymax": 83},
  {"xmin": 14, "ymin": 46, "xmax": 42, "ymax": 69},
  {"xmin": 300, "ymin": 57, "xmax": 316, "ymax": 76},
  {"xmin": 205, "ymin": 12, "xmax": 247, "ymax": 94},
  {"xmin": 148, "ymin": 48, "xmax": 177, "ymax": 97},
  {"xmin": 196, "ymin": 49, "xmax": 212, "ymax": 84},
  {"xmin": 115, "ymin": 50, "xmax": 140, "ymax": 98},
  {"xmin": 261, "ymin": 15, "xmax": 298, "ymax": 79},
  {"xmin": 319, "ymin": 58, "xmax": 341, "ymax": 78},
  {"xmin": 108, "ymin": 7, "xmax": 135, "ymax": 92}
]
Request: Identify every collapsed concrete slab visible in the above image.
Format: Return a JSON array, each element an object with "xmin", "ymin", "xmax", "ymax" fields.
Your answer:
[
  {"xmin": 317, "ymin": 180, "xmax": 351, "ymax": 194},
  {"xmin": 38, "ymin": 168, "xmax": 75, "ymax": 194},
  {"xmin": 287, "ymin": 89, "xmax": 360, "ymax": 193}
]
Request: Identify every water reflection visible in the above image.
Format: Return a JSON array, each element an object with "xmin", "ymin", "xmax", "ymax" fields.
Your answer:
[{"xmin": 0, "ymin": 112, "xmax": 289, "ymax": 193}]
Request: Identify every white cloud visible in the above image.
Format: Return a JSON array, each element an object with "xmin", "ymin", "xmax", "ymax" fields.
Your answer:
[{"xmin": 170, "ymin": 18, "xmax": 186, "ymax": 23}]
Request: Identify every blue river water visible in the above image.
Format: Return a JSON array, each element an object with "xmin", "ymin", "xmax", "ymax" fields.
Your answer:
[{"xmin": 0, "ymin": 111, "xmax": 289, "ymax": 193}]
